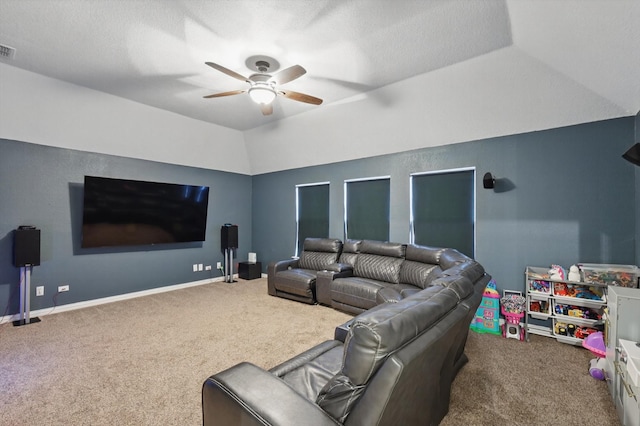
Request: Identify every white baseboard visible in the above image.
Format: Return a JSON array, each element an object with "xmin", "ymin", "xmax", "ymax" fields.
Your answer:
[{"xmin": 0, "ymin": 275, "xmax": 237, "ymax": 325}]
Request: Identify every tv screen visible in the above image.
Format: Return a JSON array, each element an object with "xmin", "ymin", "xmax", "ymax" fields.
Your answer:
[{"xmin": 81, "ymin": 176, "xmax": 209, "ymax": 248}]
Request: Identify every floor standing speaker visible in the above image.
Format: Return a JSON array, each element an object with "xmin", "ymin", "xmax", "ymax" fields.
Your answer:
[
  {"xmin": 14, "ymin": 227, "xmax": 41, "ymax": 267},
  {"xmin": 221, "ymin": 224, "xmax": 238, "ymax": 250}
]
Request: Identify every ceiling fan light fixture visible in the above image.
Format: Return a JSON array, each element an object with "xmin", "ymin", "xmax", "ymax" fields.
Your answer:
[{"xmin": 248, "ymin": 84, "xmax": 276, "ymax": 105}]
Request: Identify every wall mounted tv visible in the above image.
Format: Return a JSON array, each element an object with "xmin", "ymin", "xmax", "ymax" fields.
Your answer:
[{"xmin": 81, "ymin": 176, "xmax": 209, "ymax": 248}]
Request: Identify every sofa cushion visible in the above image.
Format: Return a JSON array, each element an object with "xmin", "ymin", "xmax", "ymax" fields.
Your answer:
[
  {"xmin": 430, "ymin": 274, "xmax": 474, "ymax": 301},
  {"xmin": 317, "ymin": 286, "xmax": 460, "ymax": 420},
  {"xmin": 342, "ymin": 286, "xmax": 459, "ymax": 385},
  {"xmin": 359, "ymin": 240, "xmax": 405, "ymax": 258},
  {"xmin": 273, "ymin": 341, "xmax": 344, "ymax": 401},
  {"xmin": 298, "ymin": 251, "xmax": 341, "ymax": 271},
  {"xmin": 274, "ymin": 269, "xmax": 318, "ymax": 297},
  {"xmin": 376, "ymin": 284, "xmax": 421, "ymax": 304},
  {"xmin": 331, "ymin": 277, "xmax": 385, "ymax": 310},
  {"xmin": 404, "ymin": 244, "xmax": 446, "ymax": 264},
  {"xmin": 338, "ymin": 239, "xmax": 361, "ymax": 266},
  {"xmin": 441, "ymin": 260, "xmax": 486, "ymax": 284},
  {"xmin": 398, "ymin": 260, "xmax": 442, "ymax": 289},
  {"xmin": 297, "ymin": 238, "xmax": 343, "ymax": 271},
  {"xmin": 354, "ymin": 254, "xmax": 404, "ymax": 284}
]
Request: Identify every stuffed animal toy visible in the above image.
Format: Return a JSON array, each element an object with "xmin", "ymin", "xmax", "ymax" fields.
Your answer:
[
  {"xmin": 549, "ymin": 264, "xmax": 566, "ymax": 280},
  {"xmin": 568, "ymin": 264, "xmax": 582, "ymax": 282}
]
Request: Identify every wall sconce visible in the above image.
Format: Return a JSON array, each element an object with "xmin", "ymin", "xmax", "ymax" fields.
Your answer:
[
  {"xmin": 483, "ymin": 172, "xmax": 495, "ymax": 189},
  {"xmin": 622, "ymin": 143, "xmax": 640, "ymax": 167}
]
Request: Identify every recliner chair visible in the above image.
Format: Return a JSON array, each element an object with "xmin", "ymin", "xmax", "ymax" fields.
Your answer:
[
  {"xmin": 267, "ymin": 238, "xmax": 343, "ymax": 304},
  {"xmin": 203, "ymin": 273, "xmax": 480, "ymax": 425}
]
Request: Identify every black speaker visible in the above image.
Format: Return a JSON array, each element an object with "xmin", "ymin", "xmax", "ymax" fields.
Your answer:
[
  {"xmin": 622, "ymin": 143, "xmax": 640, "ymax": 167},
  {"xmin": 221, "ymin": 224, "xmax": 238, "ymax": 250},
  {"xmin": 14, "ymin": 226, "xmax": 41, "ymax": 267},
  {"xmin": 483, "ymin": 172, "xmax": 495, "ymax": 189}
]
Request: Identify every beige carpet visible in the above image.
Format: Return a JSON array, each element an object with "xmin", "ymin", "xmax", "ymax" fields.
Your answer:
[{"xmin": 0, "ymin": 278, "xmax": 619, "ymax": 425}]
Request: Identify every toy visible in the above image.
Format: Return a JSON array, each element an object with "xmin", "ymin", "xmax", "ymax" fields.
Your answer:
[
  {"xmin": 582, "ymin": 331, "xmax": 607, "ymax": 380},
  {"xmin": 530, "ymin": 301, "xmax": 541, "ymax": 312},
  {"xmin": 549, "ymin": 264, "xmax": 566, "ymax": 280},
  {"xmin": 568, "ymin": 265, "xmax": 581, "ymax": 282},
  {"xmin": 500, "ymin": 291, "xmax": 526, "ymax": 341},
  {"xmin": 574, "ymin": 326, "xmax": 599, "ymax": 340},
  {"xmin": 529, "ymin": 280, "xmax": 551, "ymax": 293},
  {"xmin": 568, "ymin": 265, "xmax": 582, "ymax": 282},
  {"xmin": 470, "ymin": 280, "xmax": 501, "ymax": 335},
  {"xmin": 554, "ymin": 282, "xmax": 568, "ymax": 296}
]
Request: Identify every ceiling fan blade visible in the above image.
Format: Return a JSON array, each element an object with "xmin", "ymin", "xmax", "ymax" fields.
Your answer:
[
  {"xmin": 260, "ymin": 103, "xmax": 273, "ymax": 116},
  {"xmin": 269, "ymin": 65, "xmax": 306, "ymax": 85},
  {"xmin": 205, "ymin": 62, "xmax": 249, "ymax": 83},
  {"xmin": 203, "ymin": 89, "xmax": 246, "ymax": 99},
  {"xmin": 279, "ymin": 90, "xmax": 323, "ymax": 105}
]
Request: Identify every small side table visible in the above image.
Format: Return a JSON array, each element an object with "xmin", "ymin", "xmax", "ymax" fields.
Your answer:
[{"xmin": 238, "ymin": 261, "xmax": 262, "ymax": 280}]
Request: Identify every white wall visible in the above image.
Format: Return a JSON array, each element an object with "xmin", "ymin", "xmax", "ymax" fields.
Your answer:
[
  {"xmin": 244, "ymin": 46, "xmax": 625, "ymax": 175},
  {"xmin": 0, "ymin": 63, "xmax": 250, "ymax": 175}
]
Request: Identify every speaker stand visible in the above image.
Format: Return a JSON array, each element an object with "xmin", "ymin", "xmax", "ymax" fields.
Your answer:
[
  {"xmin": 13, "ymin": 265, "xmax": 40, "ymax": 326},
  {"xmin": 223, "ymin": 248, "xmax": 236, "ymax": 284}
]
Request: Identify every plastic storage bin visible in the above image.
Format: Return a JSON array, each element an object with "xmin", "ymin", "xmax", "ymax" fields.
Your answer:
[{"xmin": 579, "ymin": 263, "xmax": 639, "ymax": 288}]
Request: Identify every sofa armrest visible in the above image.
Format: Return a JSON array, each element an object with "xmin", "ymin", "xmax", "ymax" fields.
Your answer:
[
  {"xmin": 325, "ymin": 263, "xmax": 353, "ymax": 273},
  {"xmin": 316, "ymin": 269, "xmax": 354, "ymax": 305},
  {"xmin": 267, "ymin": 259, "xmax": 301, "ymax": 296},
  {"xmin": 203, "ymin": 362, "xmax": 340, "ymax": 426}
]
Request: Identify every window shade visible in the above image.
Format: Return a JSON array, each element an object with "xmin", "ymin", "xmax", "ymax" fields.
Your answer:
[
  {"xmin": 345, "ymin": 178, "xmax": 390, "ymax": 241},
  {"xmin": 296, "ymin": 184, "xmax": 330, "ymax": 255},
  {"xmin": 411, "ymin": 170, "xmax": 474, "ymax": 257}
]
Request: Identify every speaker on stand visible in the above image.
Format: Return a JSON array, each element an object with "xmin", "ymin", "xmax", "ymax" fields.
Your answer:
[
  {"xmin": 221, "ymin": 224, "xmax": 238, "ymax": 283},
  {"xmin": 13, "ymin": 226, "xmax": 42, "ymax": 326}
]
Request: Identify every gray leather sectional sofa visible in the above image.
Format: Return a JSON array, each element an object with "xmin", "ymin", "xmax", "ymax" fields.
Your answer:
[{"xmin": 202, "ymin": 239, "xmax": 491, "ymax": 425}]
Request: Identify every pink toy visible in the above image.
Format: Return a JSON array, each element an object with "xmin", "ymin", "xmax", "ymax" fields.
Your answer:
[
  {"xmin": 582, "ymin": 331, "xmax": 606, "ymax": 380},
  {"xmin": 501, "ymin": 307, "xmax": 525, "ymax": 341}
]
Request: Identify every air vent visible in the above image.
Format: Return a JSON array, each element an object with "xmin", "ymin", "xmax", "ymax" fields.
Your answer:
[{"xmin": 0, "ymin": 44, "xmax": 16, "ymax": 60}]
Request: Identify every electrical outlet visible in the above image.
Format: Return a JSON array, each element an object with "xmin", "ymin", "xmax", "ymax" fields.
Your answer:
[
  {"xmin": 198, "ymin": 263, "xmax": 203, "ymax": 271},
  {"xmin": 216, "ymin": 262, "xmax": 222, "ymax": 269},
  {"xmin": 193, "ymin": 264, "xmax": 198, "ymax": 272},
  {"xmin": 36, "ymin": 286, "xmax": 44, "ymax": 296},
  {"xmin": 58, "ymin": 285, "xmax": 69, "ymax": 292},
  {"xmin": 205, "ymin": 265, "xmax": 212, "ymax": 271}
]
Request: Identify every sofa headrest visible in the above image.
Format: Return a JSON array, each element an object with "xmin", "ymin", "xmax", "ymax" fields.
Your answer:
[
  {"xmin": 429, "ymin": 275, "xmax": 474, "ymax": 301},
  {"xmin": 441, "ymin": 261, "xmax": 486, "ymax": 284},
  {"xmin": 404, "ymin": 244, "xmax": 446, "ymax": 264},
  {"xmin": 342, "ymin": 239, "xmax": 362, "ymax": 254},
  {"xmin": 438, "ymin": 248, "xmax": 471, "ymax": 270},
  {"xmin": 342, "ymin": 286, "xmax": 458, "ymax": 386},
  {"xmin": 303, "ymin": 238, "xmax": 342, "ymax": 253},
  {"xmin": 359, "ymin": 240, "xmax": 406, "ymax": 258}
]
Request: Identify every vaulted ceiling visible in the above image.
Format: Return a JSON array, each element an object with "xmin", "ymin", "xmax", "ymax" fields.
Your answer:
[{"xmin": 0, "ymin": 0, "xmax": 638, "ymax": 133}]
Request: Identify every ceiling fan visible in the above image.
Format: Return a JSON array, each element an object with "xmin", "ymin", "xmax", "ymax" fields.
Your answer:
[{"xmin": 203, "ymin": 57, "xmax": 323, "ymax": 116}]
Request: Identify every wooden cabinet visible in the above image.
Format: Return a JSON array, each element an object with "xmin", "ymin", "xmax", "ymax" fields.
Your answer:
[{"xmin": 605, "ymin": 286, "xmax": 640, "ymax": 426}]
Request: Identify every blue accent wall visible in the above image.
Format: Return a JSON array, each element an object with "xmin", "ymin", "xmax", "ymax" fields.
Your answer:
[
  {"xmin": 0, "ymin": 139, "xmax": 252, "ymax": 315},
  {"xmin": 252, "ymin": 117, "xmax": 638, "ymax": 293},
  {"xmin": 1, "ymin": 116, "xmax": 637, "ymax": 315}
]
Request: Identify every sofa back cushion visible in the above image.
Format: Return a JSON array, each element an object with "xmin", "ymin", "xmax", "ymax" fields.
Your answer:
[
  {"xmin": 338, "ymin": 239, "xmax": 362, "ymax": 266},
  {"xmin": 353, "ymin": 241, "xmax": 405, "ymax": 284},
  {"xmin": 297, "ymin": 238, "xmax": 343, "ymax": 271},
  {"xmin": 399, "ymin": 260, "xmax": 442, "ymax": 289},
  {"xmin": 317, "ymin": 285, "xmax": 461, "ymax": 421}
]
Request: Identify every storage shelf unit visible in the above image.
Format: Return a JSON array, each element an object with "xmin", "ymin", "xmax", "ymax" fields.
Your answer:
[{"xmin": 525, "ymin": 266, "xmax": 607, "ymax": 346}]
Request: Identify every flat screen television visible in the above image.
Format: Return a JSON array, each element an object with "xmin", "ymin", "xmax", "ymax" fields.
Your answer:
[{"xmin": 81, "ymin": 176, "xmax": 209, "ymax": 248}]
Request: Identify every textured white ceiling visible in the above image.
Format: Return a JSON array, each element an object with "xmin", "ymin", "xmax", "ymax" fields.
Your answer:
[{"xmin": 0, "ymin": 0, "xmax": 638, "ymax": 132}]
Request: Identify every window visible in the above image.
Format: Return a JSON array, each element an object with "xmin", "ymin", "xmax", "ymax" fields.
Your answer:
[
  {"xmin": 410, "ymin": 169, "xmax": 475, "ymax": 257},
  {"xmin": 296, "ymin": 183, "xmax": 330, "ymax": 255},
  {"xmin": 344, "ymin": 177, "xmax": 390, "ymax": 241}
]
